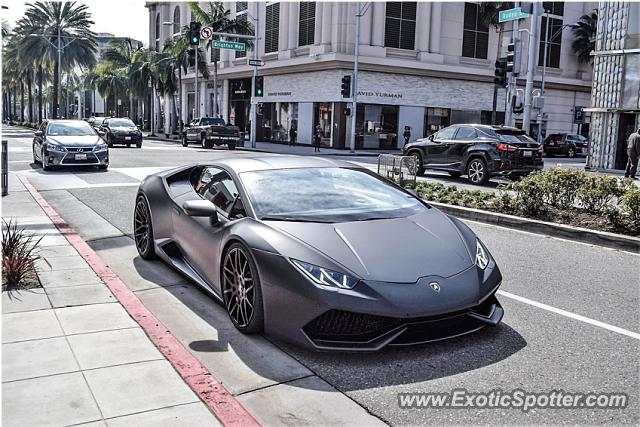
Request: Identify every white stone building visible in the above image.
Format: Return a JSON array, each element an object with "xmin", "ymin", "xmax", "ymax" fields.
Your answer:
[{"xmin": 147, "ymin": 1, "xmax": 594, "ymax": 148}]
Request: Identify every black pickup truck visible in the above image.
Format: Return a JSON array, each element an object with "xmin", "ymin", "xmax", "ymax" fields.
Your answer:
[{"xmin": 182, "ymin": 117, "xmax": 241, "ymax": 150}]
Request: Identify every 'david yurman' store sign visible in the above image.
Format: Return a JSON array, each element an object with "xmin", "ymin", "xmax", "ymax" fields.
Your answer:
[{"xmin": 357, "ymin": 90, "xmax": 403, "ymax": 100}]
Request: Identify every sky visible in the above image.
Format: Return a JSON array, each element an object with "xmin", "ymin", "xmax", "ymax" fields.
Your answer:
[{"xmin": 1, "ymin": 0, "xmax": 149, "ymax": 45}]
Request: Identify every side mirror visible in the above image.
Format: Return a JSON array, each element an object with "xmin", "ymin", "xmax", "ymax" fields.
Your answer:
[
  {"xmin": 35, "ymin": 130, "xmax": 43, "ymax": 137},
  {"xmin": 182, "ymin": 200, "xmax": 220, "ymax": 224},
  {"xmin": 428, "ymin": 134, "xmax": 434, "ymax": 141}
]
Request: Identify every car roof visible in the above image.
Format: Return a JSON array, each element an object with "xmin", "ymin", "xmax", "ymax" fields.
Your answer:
[
  {"xmin": 451, "ymin": 124, "xmax": 523, "ymax": 132},
  {"xmin": 206, "ymin": 155, "xmax": 358, "ymax": 174}
]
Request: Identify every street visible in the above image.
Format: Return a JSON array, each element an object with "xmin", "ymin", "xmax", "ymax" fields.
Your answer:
[{"xmin": 3, "ymin": 125, "xmax": 638, "ymax": 425}]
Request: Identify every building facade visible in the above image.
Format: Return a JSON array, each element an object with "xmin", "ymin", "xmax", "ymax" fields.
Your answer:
[
  {"xmin": 586, "ymin": 2, "xmax": 640, "ymax": 171},
  {"xmin": 147, "ymin": 1, "xmax": 594, "ymax": 148}
]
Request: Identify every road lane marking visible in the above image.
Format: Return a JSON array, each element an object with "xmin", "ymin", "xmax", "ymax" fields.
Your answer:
[
  {"xmin": 497, "ymin": 290, "xmax": 640, "ymax": 340},
  {"xmin": 19, "ymin": 175, "xmax": 261, "ymax": 427}
]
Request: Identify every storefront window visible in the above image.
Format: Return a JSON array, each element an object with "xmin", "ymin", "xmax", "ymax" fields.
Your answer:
[
  {"xmin": 451, "ymin": 109, "xmax": 481, "ymax": 125},
  {"xmin": 228, "ymin": 78, "xmax": 252, "ymax": 136},
  {"xmin": 356, "ymin": 104, "xmax": 399, "ymax": 149},
  {"xmin": 313, "ymin": 102, "xmax": 334, "ymax": 146},
  {"xmin": 423, "ymin": 107, "xmax": 450, "ymax": 136}
]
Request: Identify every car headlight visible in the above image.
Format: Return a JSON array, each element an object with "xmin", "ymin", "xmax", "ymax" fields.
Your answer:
[
  {"xmin": 291, "ymin": 259, "xmax": 359, "ymax": 289},
  {"xmin": 45, "ymin": 142, "xmax": 66, "ymax": 152},
  {"xmin": 94, "ymin": 143, "xmax": 108, "ymax": 151},
  {"xmin": 475, "ymin": 239, "xmax": 490, "ymax": 270}
]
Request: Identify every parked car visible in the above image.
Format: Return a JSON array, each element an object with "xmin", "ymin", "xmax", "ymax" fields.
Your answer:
[
  {"xmin": 181, "ymin": 117, "xmax": 240, "ymax": 149},
  {"xmin": 543, "ymin": 133, "xmax": 588, "ymax": 158},
  {"xmin": 402, "ymin": 124, "xmax": 543, "ymax": 185},
  {"xmin": 133, "ymin": 157, "xmax": 503, "ymax": 351},
  {"xmin": 99, "ymin": 117, "xmax": 143, "ymax": 148},
  {"xmin": 32, "ymin": 120, "xmax": 109, "ymax": 171}
]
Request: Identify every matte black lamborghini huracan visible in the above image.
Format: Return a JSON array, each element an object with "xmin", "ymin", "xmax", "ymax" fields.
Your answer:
[{"xmin": 134, "ymin": 156, "xmax": 503, "ymax": 351}]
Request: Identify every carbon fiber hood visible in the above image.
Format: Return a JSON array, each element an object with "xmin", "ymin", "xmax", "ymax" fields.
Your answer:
[{"xmin": 267, "ymin": 209, "xmax": 473, "ymax": 283}]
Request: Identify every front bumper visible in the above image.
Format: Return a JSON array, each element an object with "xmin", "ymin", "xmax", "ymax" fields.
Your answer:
[
  {"xmin": 44, "ymin": 148, "xmax": 109, "ymax": 167},
  {"xmin": 205, "ymin": 135, "xmax": 240, "ymax": 144},
  {"xmin": 110, "ymin": 133, "xmax": 142, "ymax": 144},
  {"xmin": 255, "ymin": 250, "xmax": 503, "ymax": 351}
]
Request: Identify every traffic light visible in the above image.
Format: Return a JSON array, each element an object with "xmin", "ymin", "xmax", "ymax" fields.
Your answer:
[
  {"xmin": 189, "ymin": 21, "xmax": 201, "ymax": 46},
  {"xmin": 254, "ymin": 75, "xmax": 264, "ymax": 97},
  {"xmin": 343, "ymin": 107, "xmax": 351, "ymax": 116},
  {"xmin": 506, "ymin": 38, "xmax": 522, "ymax": 76},
  {"xmin": 494, "ymin": 58, "xmax": 507, "ymax": 87},
  {"xmin": 341, "ymin": 75, "xmax": 352, "ymax": 98}
]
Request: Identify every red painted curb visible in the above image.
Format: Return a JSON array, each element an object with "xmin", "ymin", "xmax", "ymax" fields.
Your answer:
[{"xmin": 19, "ymin": 175, "xmax": 260, "ymax": 427}]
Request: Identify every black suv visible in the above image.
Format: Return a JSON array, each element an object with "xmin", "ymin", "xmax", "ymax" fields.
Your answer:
[
  {"xmin": 402, "ymin": 124, "xmax": 543, "ymax": 185},
  {"xmin": 543, "ymin": 133, "xmax": 588, "ymax": 158},
  {"xmin": 99, "ymin": 117, "xmax": 143, "ymax": 148}
]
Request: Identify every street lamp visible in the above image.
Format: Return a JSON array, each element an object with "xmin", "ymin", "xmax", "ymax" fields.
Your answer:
[
  {"xmin": 536, "ymin": 17, "xmax": 578, "ymax": 144},
  {"xmin": 29, "ymin": 32, "xmax": 87, "ymax": 118}
]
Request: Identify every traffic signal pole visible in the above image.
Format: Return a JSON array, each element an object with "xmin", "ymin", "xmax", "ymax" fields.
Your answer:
[
  {"xmin": 250, "ymin": 6, "xmax": 259, "ymax": 148},
  {"xmin": 349, "ymin": 2, "xmax": 362, "ymax": 154},
  {"xmin": 522, "ymin": 3, "xmax": 541, "ymax": 133}
]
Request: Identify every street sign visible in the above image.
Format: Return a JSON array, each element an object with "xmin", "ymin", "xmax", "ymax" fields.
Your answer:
[
  {"xmin": 574, "ymin": 107, "xmax": 585, "ymax": 124},
  {"xmin": 498, "ymin": 7, "xmax": 529, "ymax": 23},
  {"xmin": 212, "ymin": 40, "xmax": 245, "ymax": 52},
  {"xmin": 248, "ymin": 59, "xmax": 264, "ymax": 67},
  {"xmin": 200, "ymin": 26, "xmax": 213, "ymax": 40}
]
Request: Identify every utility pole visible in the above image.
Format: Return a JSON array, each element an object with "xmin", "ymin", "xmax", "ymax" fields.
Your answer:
[
  {"xmin": 250, "ymin": 5, "xmax": 260, "ymax": 148},
  {"xmin": 349, "ymin": 2, "xmax": 363, "ymax": 153},
  {"xmin": 195, "ymin": 46, "xmax": 199, "ymax": 119},
  {"xmin": 57, "ymin": 25, "xmax": 61, "ymax": 119},
  {"xmin": 505, "ymin": 1, "xmax": 519, "ymax": 127},
  {"xmin": 537, "ymin": 11, "xmax": 551, "ymax": 145},
  {"xmin": 522, "ymin": 3, "xmax": 541, "ymax": 133}
]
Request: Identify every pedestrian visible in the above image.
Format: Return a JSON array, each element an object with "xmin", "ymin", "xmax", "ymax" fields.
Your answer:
[
  {"xmin": 314, "ymin": 124, "xmax": 322, "ymax": 152},
  {"xmin": 403, "ymin": 125, "xmax": 411, "ymax": 147},
  {"xmin": 625, "ymin": 126, "xmax": 640, "ymax": 179},
  {"xmin": 289, "ymin": 125, "xmax": 297, "ymax": 146}
]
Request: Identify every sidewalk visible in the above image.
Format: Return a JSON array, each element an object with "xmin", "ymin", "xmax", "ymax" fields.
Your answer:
[
  {"xmin": 144, "ymin": 133, "xmax": 401, "ymax": 157},
  {"xmin": 1, "ymin": 175, "xmax": 222, "ymax": 426}
]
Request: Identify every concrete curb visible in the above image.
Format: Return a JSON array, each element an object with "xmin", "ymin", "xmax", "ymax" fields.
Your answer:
[{"xmin": 429, "ymin": 201, "xmax": 640, "ymax": 253}]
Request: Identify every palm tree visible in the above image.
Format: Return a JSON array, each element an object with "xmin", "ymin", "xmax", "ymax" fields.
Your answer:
[
  {"xmin": 188, "ymin": 1, "xmax": 254, "ymax": 118},
  {"xmin": 129, "ymin": 48, "xmax": 161, "ymax": 134},
  {"xmin": 162, "ymin": 35, "xmax": 189, "ymax": 127},
  {"xmin": 95, "ymin": 63, "xmax": 127, "ymax": 117},
  {"xmin": 571, "ymin": 11, "xmax": 597, "ymax": 65},
  {"xmin": 102, "ymin": 38, "xmax": 141, "ymax": 117},
  {"xmin": 22, "ymin": 1, "xmax": 97, "ymax": 118}
]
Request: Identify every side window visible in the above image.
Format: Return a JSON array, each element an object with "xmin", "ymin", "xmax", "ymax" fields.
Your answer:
[
  {"xmin": 196, "ymin": 167, "xmax": 246, "ymax": 219},
  {"xmin": 435, "ymin": 127, "xmax": 457, "ymax": 141},
  {"xmin": 454, "ymin": 127, "xmax": 477, "ymax": 140}
]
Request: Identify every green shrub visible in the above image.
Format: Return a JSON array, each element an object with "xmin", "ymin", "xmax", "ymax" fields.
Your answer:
[
  {"xmin": 621, "ymin": 186, "xmax": 640, "ymax": 224},
  {"xmin": 508, "ymin": 172, "xmax": 547, "ymax": 216},
  {"xmin": 541, "ymin": 168, "xmax": 587, "ymax": 210},
  {"xmin": 577, "ymin": 175, "xmax": 627, "ymax": 213}
]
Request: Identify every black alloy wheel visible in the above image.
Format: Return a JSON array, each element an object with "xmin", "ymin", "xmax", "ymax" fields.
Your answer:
[
  {"xmin": 567, "ymin": 147, "xmax": 576, "ymax": 158},
  {"xmin": 467, "ymin": 158, "xmax": 489, "ymax": 185},
  {"xmin": 222, "ymin": 243, "xmax": 264, "ymax": 333},
  {"xmin": 134, "ymin": 195, "xmax": 156, "ymax": 259},
  {"xmin": 41, "ymin": 149, "xmax": 51, "ymax": 171},
  {"xmin": 33, "ymin": 145, "xmax": 41, "ymax": 165},
  {"xmin": 408, "ymin": 151, "xmax": 425, "ymax": 176}
]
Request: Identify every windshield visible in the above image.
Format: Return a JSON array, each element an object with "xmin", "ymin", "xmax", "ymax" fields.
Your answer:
[
  {"xmin": 201, "ymin": 118, "xmax": 226, "ymax": 126},
  {"xmin": 109, "ymin": 119, "xmax": 135, "ymax": 127},
  {"xmin": 47, "ymin": 122, "xmax": 96, "ymax": 136},
  {"xmin": 240, "ymin": 168, "xmax": 429, "ymax": 222}
]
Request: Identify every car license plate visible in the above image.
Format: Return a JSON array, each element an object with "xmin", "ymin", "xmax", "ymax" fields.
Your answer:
[
  {"xmin": 125, "ymin": 136, "xmax": 132, "ymax": 141},
  {"xmin": 549, "ymin": 142, "xmax": 555, "ymax": 145},
  {"xmin": 75, "ymin": 153, "xmax": 87, "ymax": 160},
  {"xmin": 523, "ymin": 151, "xmax": 532, "ymax": 157}
]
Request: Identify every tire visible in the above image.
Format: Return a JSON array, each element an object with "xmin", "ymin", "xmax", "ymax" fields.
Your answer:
[
  {"xmin": 227, "ymin": 142, "xmax": 236, "ymax": 150},
  {"xmin": 182, "ymin": 135, "xmax": 189, "ymax": 147},
  {"xmin": 41, "ymin": 149, "xmax": 51, "ymax": 171},
  {"xmin": 448, "ymin": 171, "xmax": 462, "ymax": 178},
  {"xmin": 98, "ymin": 164, "xmax": 108, "ymax": 170},
  {"xmin": 201, "ymin": 135, "xmax": 209, "ymax": 149},
  {"xmin": 33, "ymin": 145, "xmax": 41, "ymax": 165},
  {"xmin": 466, "ymin": 158, "xmax": 489, "ymax": 185},
  {"xmin": 134, "ymin": 195, "xmax": 156, "ymax": 260},
  {"xmin": 221, "ymin": 242, "xmax": 264, "ymax": 334},
  {"xmin": 408, "ymin": 151, "xmax": 425, "ymax": 176},
  {"xmin": 136, "ymin": 142, "xmax": 142, "ymax": 148},
  {"xmin": 567, "ymin": 146, "xmax": 576, "ymax": 158}
]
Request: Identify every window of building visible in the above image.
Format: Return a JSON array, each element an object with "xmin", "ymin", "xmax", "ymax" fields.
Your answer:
[
  {"xmin": 384, "ymin": 2, "xmax": 417, "ymax": 50},
  {"xmin": 538, "ymin": 2, "xmax": 564, "ymax": 68},
  {"xmin": 298, "ymin": 2, "xmax": 316, "ymax": 47},
  {"xmin": 236, "ymin": 3, "xmax": 248, "ymax": 59},
  {"xmin": 155, "ymin": 13, "xmax": 160, "ymax": 51},
  {"xmin": 265, "ymin": 3, "xmax": 280, "ymax": 53},
  {"xmin": 173, "ymin": 6, "xmax": 181, "ymax": 35},
  {"xmin": 423, "ymin": 108, "xmax": 451, "ymax": 137},
  {"xmin": 462, "ymin": 3, "xmax": 489, "ymax": 59}
]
